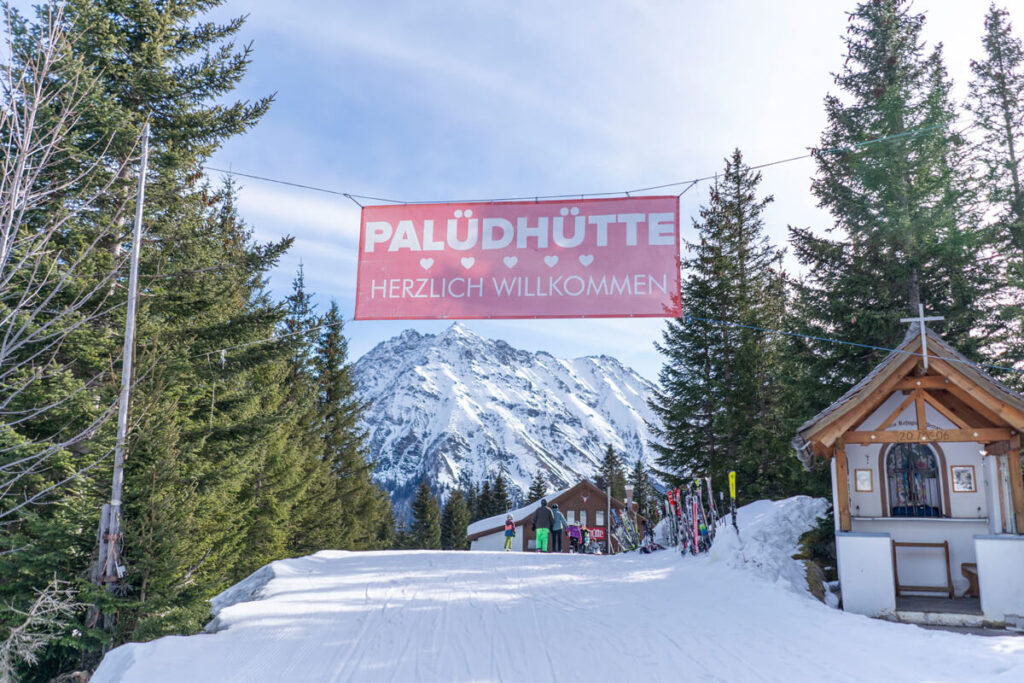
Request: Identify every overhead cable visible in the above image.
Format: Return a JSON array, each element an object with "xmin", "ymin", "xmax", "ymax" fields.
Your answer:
[{"xmin": 203, "ymin": 122, "xmax": 950, "ymax": 206}]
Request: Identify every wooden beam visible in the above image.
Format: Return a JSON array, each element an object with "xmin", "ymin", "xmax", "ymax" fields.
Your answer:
[
  {"xmin": 844, "ymin": 427, "xmax": 1012, "ymax": 444},
  {"xmin": 997, "ymin": 454, "xmax": 1009, "ymax": 532},
  {"xmin": 937, "ymin": 386, "xmax": 1005, "ymax": 427},
  {"xmin": 915, "ymin": 389, "xmax": 927, "ymax": 430},
  {"xmin": 811, "ymin": 441, "xmax": 831, "ymax": 460},
  {"xmin": 878, "ymin": 391, "xmax": 917, "ymax": 431},
  {"xmin": 921, "ymin": 391, "xmax": 973, "ymax": 429},
  {"xmin": 985, "ymin": 441, "xmax": 1009, "ymax": 456},
  {"xmin": 928, "ymin": 357, "xmax": 1024, "ymax": 428},
  {"xmin": 835, "ymin": 439, "xmax": 851, "ymax": 532},
  {"xmin": 895, "ymin": 376, "xmax": 951, "ymax": 390},
  {"xmin": 1007, "ymin": 435, "xmax": 1024, "ymax": 535}
]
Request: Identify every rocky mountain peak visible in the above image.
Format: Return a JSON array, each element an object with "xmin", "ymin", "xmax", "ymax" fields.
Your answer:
[{"xmin": 352, "ymin": 325, "xmax": 657, "ymax": 515}]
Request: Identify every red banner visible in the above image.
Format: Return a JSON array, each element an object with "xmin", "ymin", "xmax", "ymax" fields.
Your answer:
[
  {"xmin": 589, "ymin": 527, "xmax": 605, "ymax": 541},
  {"xmin": 354, "ymin": 197, "xmax": 680, "ymax": 320}
]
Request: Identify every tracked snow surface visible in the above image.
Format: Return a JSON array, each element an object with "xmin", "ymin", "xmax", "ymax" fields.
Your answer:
[
  {"xmin": 92, "ymin": 497, "xmax": 1024, "ymax": 682},
  {"xmin": 353, "ymin": 323, "xmax": 657, "ymax": 513}
]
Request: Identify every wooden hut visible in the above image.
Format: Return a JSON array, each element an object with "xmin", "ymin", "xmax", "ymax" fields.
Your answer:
[{"xmin": 466, "ymin": 480, "xmax": 640, "ymax": 552}]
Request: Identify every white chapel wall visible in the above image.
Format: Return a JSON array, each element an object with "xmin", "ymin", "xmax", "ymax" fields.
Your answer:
[
  {"xmin": 975, "ymin": 536, "xmax": 1024, "ymax": 622},
  {"xmin": 836, "ymin": 532, "xmax": 896, "ymax": 617}
]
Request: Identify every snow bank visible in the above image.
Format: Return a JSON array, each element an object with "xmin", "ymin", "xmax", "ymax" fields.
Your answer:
[
  {"xmin": 710, "ymin": 495, "xmax": 829, "ymax": 595},
  {"xmin": 206, "ymin": 562, "xmax": 278, "ymax": 632}
]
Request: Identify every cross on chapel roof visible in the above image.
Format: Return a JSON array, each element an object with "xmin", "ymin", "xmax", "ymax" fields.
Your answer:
[{"xmin": 900, "ymin": 304, "xmax": 944, "ymax": 371}]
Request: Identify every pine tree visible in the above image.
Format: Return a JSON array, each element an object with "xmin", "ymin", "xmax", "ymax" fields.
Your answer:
[
  {"xmin": 277, "ymin": 269, "xmax": 344, "ymax": 557},
  {"xmin": 491, "ymin": 473, "xmax": 511, "ymax": 516},
  {"xmin": 628, "ymin": 459, "xmax": 652, "ymax": 518},
  {"xmin": 475, "ymin": 481, "xmax": 495, "ymax": 521},
  {"xmin": 392, "ymin": 519, "xmax": 413, "ymax": 550},
  {"xmin": 649, "ymin": 151, "xmax": 809, "ymax": 500},
  {"xmin": 967, "ymin": 4, "xmax": 1024, "ymax": 381},
  {"xmin": 409, "ymin": 479, "xmax": 442, "ymax": 550},
  {"xmin": 440, "ymin": 490, "xmax": 471, "ymax": 550},
  {"xmin": 969, "ymin": 3, "xmax": 1024, "ymax": 250},
  {"xmin": 311, "ymin": 301, "xmax": 392, "ymax": 549},
  {"xmin": 597, "ymin": 445, "xmax": 627, "ymax": 501},
  {"xmin": 789, "ymin": 0, "xmax": 996, "ymax": 402},
  {"xmin": 464, "ymin": 482, "xmax": 479, "ymax": 522},
  {"xmin": 235, "ymin": 266, "xmax": 319, "ymax": 571},
  {"xmin": 526, "ymin": 471, "xmax": 548, "ymax": 504}
]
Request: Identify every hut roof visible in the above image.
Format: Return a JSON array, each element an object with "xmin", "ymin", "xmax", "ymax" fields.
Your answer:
[{"xmin": 792, "ymin": 323, "xmax": 1024, "ymax": 466}]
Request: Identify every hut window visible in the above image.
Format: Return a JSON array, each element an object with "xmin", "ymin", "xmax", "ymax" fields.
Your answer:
[
  {"xmin": 595, "ymin": 510, "xmax": 605, "ymax": 526},
  {"xmin": 579, "ymin": 510, "xmax": 587, "ymax": 526},
  {"xmin": 886, "ymin": 443, "xmax": 942, "ymax": 517},
  {"xmin": 566, "ymin": 510, "xmax": 576, "ymax": 524}
]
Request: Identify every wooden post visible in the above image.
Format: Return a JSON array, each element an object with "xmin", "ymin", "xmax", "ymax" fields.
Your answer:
[
  {"xmin": 914, "ymin": 389, "xmax": 927, "ymax": 430},
  {"xmin": 835, "ymin": 438, "xmax": 852, "ymax": 532},
  {"xmin": 606, "ymin": 486, "xmax": 612, "ymax": 554},
  {"xmin": 94, "ymin": 122, "xmax": 150, "ymax": 590},
  {"xmin": 1007, "ymin": 435, "xmax": 1024, "ymax": 535}
]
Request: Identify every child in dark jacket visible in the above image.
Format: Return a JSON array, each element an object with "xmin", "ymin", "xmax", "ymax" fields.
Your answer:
[{"xmin": 504, "ymin": 514, "xmax": 516, "ymax": 551}]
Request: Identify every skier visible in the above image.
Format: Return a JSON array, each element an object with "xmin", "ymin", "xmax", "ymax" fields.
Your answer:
[
  {"xmin": 551, "ymin": 503, "xmax": 568, "ymax": 553},
  {"xmin": 504, "ymin": 513, "xmax": 516, "ymax": 551},
  {"xmin": 580, "ymin": 525, "xmax": 590, "ymax": 553},
  {"xmin": 531, "ymin": 499, "xmax": 554, "ymax": 552}
]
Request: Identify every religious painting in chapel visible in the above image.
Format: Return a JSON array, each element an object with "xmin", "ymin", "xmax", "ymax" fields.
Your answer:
[{"xmin": 886, "ymin": 443, "xmax": 942, "ymax": 517}]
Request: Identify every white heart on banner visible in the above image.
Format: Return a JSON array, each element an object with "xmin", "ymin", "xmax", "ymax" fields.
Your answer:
[
  {"xmin": 419, "ymin": 258, "xmax": 434, "ymax": 270},
  {"xmin": 503, "ymin": 256, "xmax": 518, "ymax": 268},
  {"xmin": 461, "ymin": 257, "xmax": 476, "ymax": 270},
  {"xmin": 544, "ymin": 255, "xmax": 559, "ymax": 268},
  {"xmin": 578, "ymin": 254, "xmax": 594, "ymax": 267}
]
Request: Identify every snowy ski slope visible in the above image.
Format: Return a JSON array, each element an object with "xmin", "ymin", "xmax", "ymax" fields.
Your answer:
[{"xmin": 92, "ymin": 497, "xmax": 1024, "ymax": 682}]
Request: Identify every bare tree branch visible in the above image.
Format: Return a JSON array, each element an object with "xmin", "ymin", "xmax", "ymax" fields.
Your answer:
[
  {"xmin": 0, "ymin": 0, "xmax": 146, "ymax": 523},
  {"xmin": 0, "ymin": 577, "xmax": 81, "ymax": 683}
]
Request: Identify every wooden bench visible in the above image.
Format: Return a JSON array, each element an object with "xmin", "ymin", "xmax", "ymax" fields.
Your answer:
[
  {"xmin": 891, "ymin": 540, "xmax": 954, "ymax": 599},
  {"xmin": 961, "ymin": 562, "xmax": 979, "ymax": 598}
]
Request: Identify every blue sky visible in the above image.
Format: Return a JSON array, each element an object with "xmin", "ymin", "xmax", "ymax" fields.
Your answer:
[{"xmin": 200, "ymin": 1, "xmax": 991, "ymax": 381}]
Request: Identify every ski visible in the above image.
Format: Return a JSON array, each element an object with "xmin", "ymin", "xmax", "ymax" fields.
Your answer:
[{"xmin": 729, "ymin": 470, "xmax": 738, "ymax": 532}]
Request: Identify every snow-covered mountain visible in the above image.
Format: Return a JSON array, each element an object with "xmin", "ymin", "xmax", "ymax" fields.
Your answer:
[{"xmin": 352, "ymin": 323, "xmax": 657, "ymax": 513}]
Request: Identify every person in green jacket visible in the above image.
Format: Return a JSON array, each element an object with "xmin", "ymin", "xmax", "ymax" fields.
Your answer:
[{"xmin": 551, "ymin": 503, "xmax": 568, "ymax": 553}]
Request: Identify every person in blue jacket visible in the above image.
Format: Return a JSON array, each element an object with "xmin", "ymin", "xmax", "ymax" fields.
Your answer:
[{"xmin": 551, "ymin": 503, "xmax": 568, "ymax": 553}]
